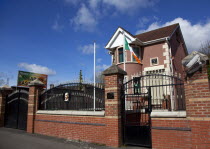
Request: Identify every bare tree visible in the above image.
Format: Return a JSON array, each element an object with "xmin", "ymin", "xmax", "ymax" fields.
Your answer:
[
  {"xmin": 0, "ymin": 79, "xmax": 5, "ymax": 86},
  {"xmin": 95, "ymin": 72, "xmax": 104, "ymax": 83},
  {"xmin": 0, "ymin": 72, "xmax": 6, "ymax": 86},
  {"xmin": 198, "ymin": 40, "xmax": 210, "ymax": 58}
]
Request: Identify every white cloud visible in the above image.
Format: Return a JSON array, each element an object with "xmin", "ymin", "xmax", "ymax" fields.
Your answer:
[
  {"xmin": 52, "ymin": 20, "xmax": 64, "ymax": 32},
  {"xmin": 89, "ymin": 0, "xmax": 100, "ymax": 9},
  {"xmin": 78, "ymin": 44, "xmax": 100, "ymax": 54},
  {"xmin": 71, "ymin": 3, "xmax": 97, "ymax": 32},
  {"xmin": 136, "ymin": 17, "xmax": 210, "ymax": 52},
  {"xmin": 103, "ymin": 0, "xmax": 156, "ymax": 13},
  {"xmin": 52, "ymin": 14, "xmax": 64, "ymax": 32},
  {"xmin": 97, "ymin": 58, "xmax": 102, "ymax": 63},
  {"xmin": 137, "ymin": 17, "xmax": 150, "ymax": 28},
  {"xmin": 136, "ymin": 16, "xmax": 159, "ymax": 28},
  {"xmin": 96, "ymin": 64, "xmax": 109, "ymax": 72},
  {"xmin": 18, "ymin": 63, "xmax": 56, "ymax": 75},
  {"xmin": 69, "ymin": 0, "xmax": 158, "ymax": 32},
  {"xmin": 64, "ymin": 0, "xmax": 81, "ymax": 5}
]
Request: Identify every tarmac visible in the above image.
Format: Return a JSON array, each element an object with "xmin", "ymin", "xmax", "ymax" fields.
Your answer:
[{"xmin": 0, "ymin": 127, "xmax": 149, "ymax": 149}]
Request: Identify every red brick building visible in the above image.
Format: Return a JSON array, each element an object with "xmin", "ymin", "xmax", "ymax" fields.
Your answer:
[{"xmin": 105, "ymin": 23, "xmax": 188, "ymax": 79}]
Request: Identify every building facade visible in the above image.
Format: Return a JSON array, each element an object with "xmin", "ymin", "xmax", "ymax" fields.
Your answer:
[{"xmin": 105, "ymin": 23, "xmax": 188, "ymax": 80}]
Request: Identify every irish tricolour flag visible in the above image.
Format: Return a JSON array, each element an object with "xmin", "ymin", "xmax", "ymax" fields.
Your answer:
[{"xmin": 124, "ymin": 37, "xmax": 141, "ymax": 64}]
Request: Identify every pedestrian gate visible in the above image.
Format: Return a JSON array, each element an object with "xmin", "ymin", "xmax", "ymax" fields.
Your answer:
[
  {"xmin": 4, "ymin": 88, "xmax": 29, "ymax": 130},
  {"xmin": 121, "ymin": 74, "xmax": 185, "ymax": 147},
  {"xmin": 121, "ymin": 77, "xmax": 152, "ymax": 147}
]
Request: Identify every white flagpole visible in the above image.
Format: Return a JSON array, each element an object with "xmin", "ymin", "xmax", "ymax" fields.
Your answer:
[
  {"xmin": 94, "ymin": 41, "xmax": 96, "ymax": 111},
  {"xmin": 123, "ymin": 32, "xmax": 126, "ymax": 71}
]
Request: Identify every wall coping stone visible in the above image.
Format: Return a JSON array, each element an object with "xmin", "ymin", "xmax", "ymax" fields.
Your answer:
[
  {"xmin": 151, "ymin": 111, "xmax": 186, "ymax": 118},
  {"xmin": 37, "ymin": 110, "xmax": 105, "ymax": 116}
]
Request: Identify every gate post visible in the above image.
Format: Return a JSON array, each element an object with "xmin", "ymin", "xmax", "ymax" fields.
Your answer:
[
  {"xmin": 27, "ymin": 79, "xmax": 44, "ymax": 133},
  {"xmin": 0, "ymin": 86, "xmax": 12, "ymax": 127},
  {"xmin": 103, "ymin": 65, "xmax": 127, "ymax": 147}
]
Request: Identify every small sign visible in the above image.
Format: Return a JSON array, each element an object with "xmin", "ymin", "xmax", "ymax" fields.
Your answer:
[{"xmin": 107, "ymin": 92, "xmax": 114, "ymax": 99}]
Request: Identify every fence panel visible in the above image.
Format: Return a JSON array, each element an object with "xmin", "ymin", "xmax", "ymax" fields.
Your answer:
[{"xmin": 39, "ymin": 83, "xmax": 105, "ymax": 111}]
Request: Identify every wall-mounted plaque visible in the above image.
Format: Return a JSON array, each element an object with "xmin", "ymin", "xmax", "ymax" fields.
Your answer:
[{"xmin": 107, "ymin": 92, "xmax": 114, "ymax": 99}]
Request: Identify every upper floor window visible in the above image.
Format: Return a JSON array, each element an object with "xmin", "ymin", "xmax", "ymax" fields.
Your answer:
[
  {"xmin": 118, "ymin": 48, "xmax": 124, "ymax": 63},
  {"xmin": 132, "ymin": 47, "xmax": 140, "ymax": 62},
  {"xmin": 150, "ymin": 57, "xmax": 158, "ymax": 66}
]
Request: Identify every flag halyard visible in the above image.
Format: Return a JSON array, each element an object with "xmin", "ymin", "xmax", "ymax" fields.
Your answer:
[{"xmin": 124, "ymin": 37, "xmax": 141, "ymax": 64}]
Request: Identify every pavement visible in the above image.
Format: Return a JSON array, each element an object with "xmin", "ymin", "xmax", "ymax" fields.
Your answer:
[{"xmin": 0, "ymin": 127, "xmax": 149, "ymax": 149}]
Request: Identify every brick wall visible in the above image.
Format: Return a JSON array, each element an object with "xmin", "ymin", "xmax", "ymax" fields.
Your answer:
[
  {"xmin": 34, "ymin": 114, "xmax": 106, "ymax": 145},
  {"xmin": 184, "ymin": 66, "xmax": 210, "ymax": 117},
  {"xmin": 152, "ymin": 118, "xmax": 192, "ymax": 149},
  {"xmin": 27, "ymin": 65, "xmax": 125, "ymax": 148},
  {"xmin": 151, "ymin": 64, "xmax": 210, "ymax": 149},
  {"xmin": 104, "ymin": 73, "xmax": 124, "ymax": 147},
  {"xmin": 24, "ymin": 64, "xmax": 210, "ymax": 148}
]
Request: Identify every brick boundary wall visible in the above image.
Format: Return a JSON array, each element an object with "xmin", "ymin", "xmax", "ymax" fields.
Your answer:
[
  {"xmin": 2, "ymin": 65, "xmax": 210, "ymax": 148},
  {"xmin": 34, "ymin": 115, "xmax": 107, "ymax": 145},
  {"xmin": 26, "ymin": 65, "xmax": 126, "ymax": 147},
  {"xmin": 151, "ymin": 65, "xmax": 210, "ymax": 149}
]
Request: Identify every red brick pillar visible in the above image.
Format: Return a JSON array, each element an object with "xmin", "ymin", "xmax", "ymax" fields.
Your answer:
[
  {"xmin": 103, "ymin": 65, "xmax": 127, "ymax": 147},
  {"xmin": 0, "ymin": 87, "xmax": 13, "ymax": 127},
  {"xmin": 184, "ymin": 65, "xmax": 210, "ymax": 118},
  {"xmin": 184, "ymin": 64, "xmax": 210, "ymax": 148},
  {"xmin": 27, "ymin": 79, "xmax": 44, "ymax": 133}
]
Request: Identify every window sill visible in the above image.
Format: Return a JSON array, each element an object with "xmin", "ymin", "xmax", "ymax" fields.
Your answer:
[
  {"xmin": 151, "ymin": 110, "xmax": 186, "ymax": 118},
  {"xmin": 37, "ymin": 110, "xmax": 105, "ymax": 116}
]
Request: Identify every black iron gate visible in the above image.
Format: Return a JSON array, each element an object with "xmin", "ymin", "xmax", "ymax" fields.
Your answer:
[
  {"xmin": 122, "ymin": 77, "xmax": 152, "ymax": 147},
  {"xmin": 121, "ymin": 74, "xmax": 185, "ymax": 147},
  {"xmin": 4, "ymin": 88, "xmax": 29, "ymax": 130}
]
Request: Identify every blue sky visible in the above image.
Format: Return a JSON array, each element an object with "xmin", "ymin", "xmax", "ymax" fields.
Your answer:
[{"xmin": 0, "ymin": 0, "xmax": 210, "ymax": 87}]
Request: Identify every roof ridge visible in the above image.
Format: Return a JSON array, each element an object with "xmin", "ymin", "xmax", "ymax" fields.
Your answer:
[
  {"xmin": 135, "ymin": 23, "xmax": 179, "ymax": 36},
  {"xmin": 118, "ymin": 26, "xmax": 135, "ymax": 38}
]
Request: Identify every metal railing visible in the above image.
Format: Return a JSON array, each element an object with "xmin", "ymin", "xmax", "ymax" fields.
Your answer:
[
  {"xmin": 38, "ymin": 83, "xmax": 105, "ymax": 111},
  {"xmin": 123, "ymin": 73, "xmax": 186, "ymax": 111}
]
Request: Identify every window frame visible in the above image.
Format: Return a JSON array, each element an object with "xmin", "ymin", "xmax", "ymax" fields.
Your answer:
[
  {"xmin": 131, "ymin": 46, "xmax": 141, "ymax": 62},
  {"xmin": 117, "ymin": 47, "xmax": 124, "ymax": 63},
  {"xmin": 150, "ymin": 57, "xmax": 159, "ymax": 66}
]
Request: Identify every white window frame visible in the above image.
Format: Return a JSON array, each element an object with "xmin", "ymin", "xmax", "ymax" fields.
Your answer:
[
  {"xmin": 116, "ymin": 46, "xmax": 124, "ymax": 64},
  {"xmin": 150, "ymin": 57, "xmax": 159, "ymax": 66}
]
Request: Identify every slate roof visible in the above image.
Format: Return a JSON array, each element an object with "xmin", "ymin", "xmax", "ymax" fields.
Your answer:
[{"xmin": 135, "ymin": 23, "xmax": 179, "ymax": 42}]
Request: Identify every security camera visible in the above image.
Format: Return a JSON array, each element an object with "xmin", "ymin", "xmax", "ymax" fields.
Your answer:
[
  {"xmin": 182, "ymin": 51, "xmax": 208, "ymax": 75},
  {"xmin": 186, "ymin": 54, "xmax": 201, "ymax": 68}
]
